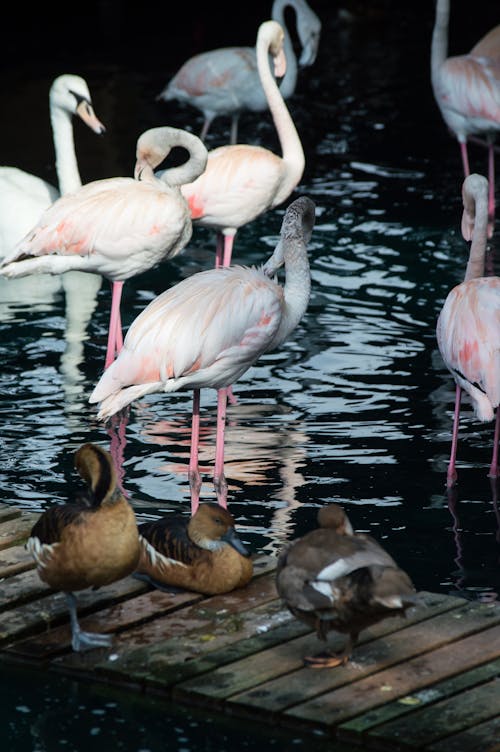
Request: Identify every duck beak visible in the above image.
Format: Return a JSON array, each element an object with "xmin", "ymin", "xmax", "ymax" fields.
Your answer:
[
  {"xmin": 223, "ymin": 527, "xmax": 251, "ymax": 557},
  {"xmin": 75, "ymin": 100, "xmax": 106, "ymax": 135}
]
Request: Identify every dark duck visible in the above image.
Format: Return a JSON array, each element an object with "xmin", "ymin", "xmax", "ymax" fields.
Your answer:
[
  {"xmin": 136, "ymin": 502, "xmax": 253, "ymax": 595},
  {"xmin": 26, "ymin": 443, "xmax": 141, "ymax": 652},
  {"xmin": 276, "ymin": 503, "xmax": 416, "ymax": 667}
]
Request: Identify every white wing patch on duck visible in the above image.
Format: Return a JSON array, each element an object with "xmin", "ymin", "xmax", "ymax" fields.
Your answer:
[
  {"xmin": 26, "ymin": 537, "xmax": 58, "ymax": 569},
  {"xmin": 139, "ymin": 535, "xmax": 188, "ymax": 571}
]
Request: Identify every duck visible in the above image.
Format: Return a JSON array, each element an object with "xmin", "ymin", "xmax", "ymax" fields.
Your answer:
[
  {"xmin": 26, "ymin": 443, "xmax": 141, "ymax": 652},
  {"xmin": 275, "ymin": 503, "xmax": 416, "ymax": 668},
  {"xmin": 135, "ymin": 502, "xmax": 253, "ymax": 595}
]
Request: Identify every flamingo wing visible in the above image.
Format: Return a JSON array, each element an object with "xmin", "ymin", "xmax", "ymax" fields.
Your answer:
[{"xmin": 437, "ymin": 277, "xmax": 500, "ymax": 420}]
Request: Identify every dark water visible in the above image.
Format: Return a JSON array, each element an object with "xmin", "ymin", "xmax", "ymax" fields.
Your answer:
[{"xmin": 1, "ymin": 1, "xmax": 500, "ymax": 749}]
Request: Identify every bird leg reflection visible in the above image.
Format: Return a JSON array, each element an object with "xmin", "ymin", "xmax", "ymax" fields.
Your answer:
[
  {"xmin": 488, "ymin": 409, "xmax": 500, "ymax": 479},
  {"xmin": 213, "ymin": 387, "xmax": 228, "ymax": 508},
  {"xmin": 188, "ymin": 389, "xmax": 202, "ymax": 514},
  {"xmin": 447, "ymin": 384, "xmax": 462, "ymax": 487}
]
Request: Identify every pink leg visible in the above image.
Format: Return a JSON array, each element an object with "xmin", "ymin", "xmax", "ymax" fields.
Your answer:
[
  {"xmin": 105, "ymin": 280, "xmax": 124, "ymax": 369},
  {"xmin": 115, "ymin": 308, "xmax": 123, "ymax": 354},
  {"xmin": 222, "ymin": 231, "xmax": 239, "ymax": 405},
  {"xmin": 215, "ymin": 234, "xmax": 224, "ymax": 268},
  {"xmin": 213, "ymin": 387, "xmax": 228, "ymax": 508},
  {"xmin": 447, "ymin": 384, "xmax": 462, "ymax": 488},
  {"xmin": 222, "ymin": 232, "xmax": 235, "ymax": 267},
  {"xmin": 487, "ymin": 140, "xmax": 495, "ymax": 226},
  {"xmin": 188, "ymin": 389, "xmax": 202, "ymax": 515},
  {"xmin": 488, "ymin": 408, "xmax": 500, "ymax": 479},
  {"xmin": 460, "ymin": 141, "xmax": 470, "ymax": 177}
]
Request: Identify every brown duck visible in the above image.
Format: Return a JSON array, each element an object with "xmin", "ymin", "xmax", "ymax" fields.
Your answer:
[
  {"xmin": 276, "ymin": 503, "xmax": 416, "ymax": 667},
  {"xmin": 26, "ymin": 443, "xmax": 141, "ymax": 652},
  {"xmin": 136, "ymin": 502, "xmax": 253, "ymax": 595}
]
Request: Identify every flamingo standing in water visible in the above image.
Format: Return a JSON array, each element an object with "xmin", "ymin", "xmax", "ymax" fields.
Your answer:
[
  {"xmin": 0, "ymin": 127, "xmax": 208, "ymax": 369},
  {"xmin": 89, "ymin": 196, "xmax": 316, "ymax": 514},
  {"xmin": 157, "ymin": 0, "xmax": 321, "ymax": 145},
  {"xmin": 436, "ymin": 173, "xmax": 500, "ymax": 487},
  {"xmin": 175, "ymin": 19, "xmax": 306, "ymax": 270},
  {"xmin": 431, "ymin": 0, "xmax": 500, "ymax": 223}
]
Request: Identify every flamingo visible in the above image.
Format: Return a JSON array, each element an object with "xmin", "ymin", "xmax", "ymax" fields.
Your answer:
[
  {"xmin": 89, "ymin": 196, "xmax": 316, "ymax": 514},
  {"xmin": 431, "ymin": 0, "xmax": 500, "ymax": 224},
  {"xmin": 176, "ymin": 19, "xmax": 306, "ymax": 270},
  {"xmin": 157, "ymin": 0, "xmax": 321, "ymax": 145},
  {"xmin": 436, "ymin": 173, "xmax": 500, "ymax": 487},
  {"xmin": 0, "ymin": 126, "xmax": 208, "ymax": 369}
]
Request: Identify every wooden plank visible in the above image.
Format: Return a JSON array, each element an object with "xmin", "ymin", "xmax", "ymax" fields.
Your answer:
[
  {"xmin": 0, "ymin": 505, "xmax": 22, "ymax": 524},
  {"xmin": 369, "ymin": 677, "xmax": 500, "ymax": 748},
  {"xmin": 174, "ymin": 591, "xmax": 466, "ymax": 704},
  {"xmin": 0, "ymin": 568, "xmax": 53, "ymax": 609},
  {"xmin": 2, "ymin": 555, "xmax": 277, "ymax": 662},
  {"xmin": 427, "ymin": 715, "xmax": 500, "ymax": 752},
  {"xmin": 337, "ymin": 657, "xmax": 500, "ymax": 740},
  {"xmin": 0, "ymin": 576, "xmax": 149, "ymax": 647},
  {"xmin": 283, "ymin": 622, "xmax": 500, "ymax": 728},
  {"xmin": 6, "ymin": 588, "xmax": 204, "ymax": 660},
  {"xmin": 223, "ymin": 599, "xmax": 500, "ymax": 717},
  {"xmin": 0, "ymin": 543, "xmax": 36, "ymax": 578},
  {"xmin": 89, "ymin": 599, "xmax": 298, "ymax": 690},
  {"xmin": 0, "ymin": 512, "xmax": 39, "ymax": 550}
]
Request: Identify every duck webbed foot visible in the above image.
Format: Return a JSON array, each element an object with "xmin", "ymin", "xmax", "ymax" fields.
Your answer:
[{"xmin": 304, "ymin": 632, "xmax": 355, "ymax": 669}]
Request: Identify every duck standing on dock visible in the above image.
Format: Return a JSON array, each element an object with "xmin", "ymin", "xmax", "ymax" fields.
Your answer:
[
  {"xmin": 26, "ymin": 443, "xmax": 141, "ymax": 652},
  {"xmin": 135, "ymin": 503, "xmax": 253, "ymax": 595},
  {"xmin": 276, "ymin": 504, "xmax": 416, "ymax": 668}
]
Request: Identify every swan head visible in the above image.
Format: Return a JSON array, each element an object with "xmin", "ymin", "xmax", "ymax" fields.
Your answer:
[{"xmin": 50, "ymin": 74, "xmax": 106, "ymax": 135}]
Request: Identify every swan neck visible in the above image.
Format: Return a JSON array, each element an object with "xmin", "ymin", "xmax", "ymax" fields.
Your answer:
[{"xmin": 50, "ymin": 106, "xmax": 82, "ymax": 195}]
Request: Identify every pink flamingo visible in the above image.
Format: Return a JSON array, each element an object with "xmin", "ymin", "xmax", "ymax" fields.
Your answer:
[
  {"xmin": 431, "ymin": 0, "xmax": 500, "ymax": 224},
  {"xmin": 436, "ymin": 173, "xmax": 500, "ymax": 487},
  {"xmin": 89, "ymin": 196, "xmax": 316, "ymax": 514},
  {"xmin": 0, "ymin": 127, "xmax": 208, "ymax": 369},
  {"xmin": 157, "ymin": 0, "xmax": 321, "ymax": 145},
  {"xmin": 177, "ymin": 19, "xmax": 306, "ymax": 270}
]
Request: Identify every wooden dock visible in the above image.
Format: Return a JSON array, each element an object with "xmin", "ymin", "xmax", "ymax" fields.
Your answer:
[{"xmin": 1, "ymin": 502, "xmax": 499, "ymax": 751}]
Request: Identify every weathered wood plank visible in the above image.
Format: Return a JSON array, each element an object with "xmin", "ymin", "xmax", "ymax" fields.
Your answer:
[
  {"xmin": 283, "ymin": 622, "xmax": 500, "ymax": 728},
  {"xmin": 0, "ymin": 568, "xmax": 53, "ymax": 610},
  {"xmin": 337, "ymin": 657, "xmax": 500, "ymax": 740},
  {"xmin": 174, "ymin": 591, "xmax": 466, "ymax": 704},
  {"xmin": 2, "ymin": 555, "xmax": 277, "ymax": 662},
  {"xmin": 89, "ymin": 600, "xmax": 298, "ymax": 690},
  {"xmin": 0, "ymin": 543, "xmax": 35, "ymax": 578},
  {"xmin": 369, "ymin": 677, "xmax": 500, "ymax": 748},
  {"xmin": 0, "ymin": 576, "xmax": 149, "ymax": 647},
  {"xmin": 0, "ymin": 512, "xmax": 39, "ymax": 550},
  {"xmin": 427, "ymin": 715, "xmax": 500, "ymax": 752},
  {"xmin": 222, "ymin": 599, "xmax": 499, "ymax": 717},
  {"xmin": 0, "ymin": 505, "xmax": 22, "ymax": 524}
]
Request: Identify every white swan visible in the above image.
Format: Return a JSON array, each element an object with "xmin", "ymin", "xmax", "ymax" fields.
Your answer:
[
  {"xmin": 0, "ymin": 73, "xmax": 105, "ymax": 257},
  {"xmin": 0, "ymin": 74, "xmax": 106, "ymax": 400}
]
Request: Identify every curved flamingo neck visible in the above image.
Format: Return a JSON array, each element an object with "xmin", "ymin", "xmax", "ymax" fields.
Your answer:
[
  {"xmin": 50, "ymin": 105, "xmax": 82, "ymax": 196},
  {"xmin": 272, "ymin": 0, "xmax": 299, "ymax": 98},
  {"xmin": 257, "ymin": 25, "xmax": 305, "ymax": 207},
  {"xmin": 462, "ymin": 178, "xmax": 489, "ymax": 281},
  {"xmin": 431, "ymin": 0, "xmax": 449, "ymax": 92}
]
